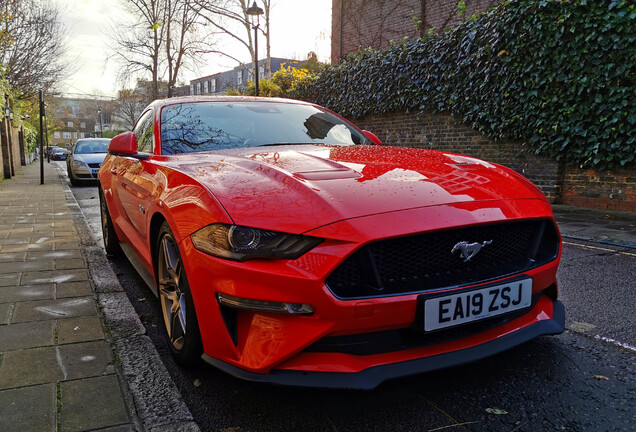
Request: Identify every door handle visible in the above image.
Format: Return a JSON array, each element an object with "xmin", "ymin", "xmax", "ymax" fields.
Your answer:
[{"xmin": 110, "ymin": 168, "xmax": 118, "ymax": 175}]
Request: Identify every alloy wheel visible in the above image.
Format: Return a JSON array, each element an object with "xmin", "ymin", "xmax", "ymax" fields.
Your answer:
[{"xmin": 158, "ymin": 234, "xmax": 187, "ymax": 351}]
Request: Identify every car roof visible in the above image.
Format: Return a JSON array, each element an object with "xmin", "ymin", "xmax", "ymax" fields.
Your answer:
[
  {"xmin": 147, "ymin": 95, "xmax": 316, "ymax": 111},
  {"xmin": 76, "ymin": 138, "xmax": 110, "ymax": 142}
]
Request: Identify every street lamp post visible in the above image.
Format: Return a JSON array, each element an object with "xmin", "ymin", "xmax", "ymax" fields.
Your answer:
[
  {"xmin": 97, "ymin": 108, "xmax": 104, "ymax": 137},
  {"xmin": 246, "ymin": 1, "xmax": 264, "ymax": 96}
]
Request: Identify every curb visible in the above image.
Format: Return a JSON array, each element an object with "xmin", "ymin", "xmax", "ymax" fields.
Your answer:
[
  {"xmin": 559, "ymin": 233, "xmax": 636, "ymax": 250},
  {"xmin": 54, "ymin": 164, "xmax": 200, "ymax": 432}
]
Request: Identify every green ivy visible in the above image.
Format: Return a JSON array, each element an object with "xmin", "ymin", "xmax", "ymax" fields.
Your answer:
[{"xmin": 292, "ymin": 0, "xmax": 636, "ymax": 170}]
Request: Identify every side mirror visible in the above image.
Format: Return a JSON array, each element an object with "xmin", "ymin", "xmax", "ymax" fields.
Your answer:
[
  {"xmin": 108, "ymin": 131, "xmax": 138, "ymax": 155},
  {"xmin": 362, "ymin": 130, "xmax": 382, "ymax": 145}
]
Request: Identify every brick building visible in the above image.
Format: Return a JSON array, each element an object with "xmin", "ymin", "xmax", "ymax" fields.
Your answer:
[
  {"xmin": 331, "ymin": 0, "xmax": 499, "ymax": 62},
  {"xmin": 48, "ymin": 98, "xmax": 118, "ymax": 148}
]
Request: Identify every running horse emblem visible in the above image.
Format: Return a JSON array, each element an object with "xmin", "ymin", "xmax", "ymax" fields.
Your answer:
[{"xmin": 451, "ymin": 240, "xmax": 492, "ymax": 262}]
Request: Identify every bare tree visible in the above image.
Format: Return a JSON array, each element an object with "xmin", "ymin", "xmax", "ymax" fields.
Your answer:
[
  {"xmin": 108, "ymin": 0, "xmax": 164, "ymax": 100},
  {"xmin": 113, "ymin": 88, "xmax": 146, "ymax": 129},
  {"xmin": 164, "ymin": 0, "xmax": 210, "ymax": 97},
  {"xmin": 109, "ymin": 0, "xmax": 213, "ymax": 99},
  {"xmin": 0, "ymin": 0, "xmax": 73, "ymax": 98},
  {"xmin": 193, "ymin": 0, "xmax": 271, "ymax": 80}
]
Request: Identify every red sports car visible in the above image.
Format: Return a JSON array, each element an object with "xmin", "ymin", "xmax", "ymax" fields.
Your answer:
[{"xmin": 98, "ymin": 96, "xmax": 564, "ymax": 389}]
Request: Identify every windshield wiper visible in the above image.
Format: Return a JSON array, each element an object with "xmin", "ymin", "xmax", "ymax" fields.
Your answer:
[{"xmin": 257, "ymin": 142, "xmax": 316, "ymax": 147}]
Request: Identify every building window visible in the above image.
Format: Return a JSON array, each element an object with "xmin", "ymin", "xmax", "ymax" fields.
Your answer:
[
  {"xmin": 190, "ymin": 84, "xmax": 194, "ymax": 95},
  {"xmin": 54, "ymin": 132, "xmax": 60, "ymax": 139},
  {"xmin": 73, "ymin": 132, "xmax": 78, "ymax": 139},
  {"xmin": 80, "ymin": 122, "xmax": 86, "ymax": 129},
  {"xmin": 211, "ymin": 79, "xmax": 216, "ymax": 93},
  {"xmin": 196, "ymin": 83, "xmax": 201, "ymax": 94},
  {"xmin": 63, "ymin": 132, "xmax": 71, "ymax": 139},
  {"xmin": 67, "ymin": 121, "xmax": 73, "ymax": 127},
  {"xmin": 237, "ymin": 70, "xmax": 243, "ymax": 85},
  {"xmin": 259, "ymin": 66, "xmax": 265, "ymax": 80},
  {"xmin": 203, "ymin": 80, "xmax": 209, "ymax": 93}
]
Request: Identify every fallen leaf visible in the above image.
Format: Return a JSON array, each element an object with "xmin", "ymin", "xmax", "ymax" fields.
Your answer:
[
  {"xmin": 138, "ymin": 298, "xmax": 146, "ymax": 302},
  {"xmin": 485, "ymin": 408, "xmax": 508, "ymax": 415},
  {"xmin": 193, "ymin": 378, "xmax": 202, "ymax": 387},
  {"xmin": 593, "ymin": 375, "xmax": 609, "ymax": 381},
  {"xmin": 73, "ymin": 326, "xmax": 80, "ymax": 331}
]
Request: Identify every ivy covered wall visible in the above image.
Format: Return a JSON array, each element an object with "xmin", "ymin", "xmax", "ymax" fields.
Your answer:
[{"xmin": 296, "ymin": 0, "xmax": 636, "ymax": 171}]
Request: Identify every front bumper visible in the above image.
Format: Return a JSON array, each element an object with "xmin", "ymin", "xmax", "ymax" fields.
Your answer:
[
  {"xmin": 183, "ymin": 198, "xmax": 563, "ymax": 385},
  {"xmin": 71, "ymin": 165, "xmax": 99, "ymax": 181},
  {"xmin": 203, "ymin": 301, "xmax": 564, "ymax": 389}
]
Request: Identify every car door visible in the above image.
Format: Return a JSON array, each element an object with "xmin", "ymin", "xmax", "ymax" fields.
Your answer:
[{"xmin": 112, "ymin": 109, "xmax": 156, "ymax": 263}]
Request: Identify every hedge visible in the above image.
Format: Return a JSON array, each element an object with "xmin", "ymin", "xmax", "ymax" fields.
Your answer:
[{"xmin": 292, "ymin": 0, "xmax": 636, "ymax": 170}]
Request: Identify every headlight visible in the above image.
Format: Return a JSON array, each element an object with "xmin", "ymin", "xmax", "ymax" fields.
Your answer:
[
  {"xmin": 191, "ymin": 223, "xmax": 322, "ymax": 261},
  {"xmin": 72, "ymin": 159, "xmax": 87, "ymax": 169}
]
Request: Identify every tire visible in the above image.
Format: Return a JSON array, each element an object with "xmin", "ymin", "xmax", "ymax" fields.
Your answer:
[
  {"xmin": 99, "ymin": 187, "xmax": 121, "ymax": 256},
  {"xmin": 156, "ymin": 222, "xmax": 203, "ymax": 366},
  {"xmin": 69, "ymin": 169, "xmax": 79, "ymax": 186}
]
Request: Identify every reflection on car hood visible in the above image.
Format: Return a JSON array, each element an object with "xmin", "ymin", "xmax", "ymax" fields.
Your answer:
[
  {"xmin": 154, "ymin": 145, "xmax": 544, "ymax": 233},
  {"xmin": 73, "ymin": 153, "xmax": 108, "ymax": 164}
]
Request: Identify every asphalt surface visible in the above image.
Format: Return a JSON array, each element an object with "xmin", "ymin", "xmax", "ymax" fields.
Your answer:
[{"xmin": 60, "ymin": 162, "xmax": 635, "ymax": 432}]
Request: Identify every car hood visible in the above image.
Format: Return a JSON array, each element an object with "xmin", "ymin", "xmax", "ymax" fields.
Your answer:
[
  {"xmin": 73, "ymin": 153, "xmax": 108, "ymax": 164},
  {"xmin": 154, "ymin": 145, "xmax": 544, "ymax": 233}
]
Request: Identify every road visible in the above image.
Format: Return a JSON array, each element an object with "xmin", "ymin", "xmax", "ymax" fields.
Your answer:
[{"xmin": 59, "ymin": 162, "xmax": 635, "ymax": 432}]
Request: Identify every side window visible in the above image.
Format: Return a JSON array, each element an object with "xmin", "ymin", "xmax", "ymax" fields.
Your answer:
[{"xmin": 134, "ymin": 110, "xmax": 154, "ymax": 153}]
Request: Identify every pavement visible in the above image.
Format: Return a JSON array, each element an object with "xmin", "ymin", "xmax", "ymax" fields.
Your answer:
[
  {"xmin": 0, "ymin": 161, "xmax": 198, "ymax": 432},
  {"xmin": 0, "ymin": 161, "xmax": 634, "ymax": 432}
]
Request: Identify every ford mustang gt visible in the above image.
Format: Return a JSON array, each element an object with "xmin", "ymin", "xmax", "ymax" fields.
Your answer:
[{"xmin": 98, "ymin": 96, "xmax": 564, "ymax": 389}]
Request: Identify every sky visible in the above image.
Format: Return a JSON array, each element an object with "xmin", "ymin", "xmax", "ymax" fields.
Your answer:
[{"xmin": 60, "ymin": 0, "xmax": 332, "ymax": 98}]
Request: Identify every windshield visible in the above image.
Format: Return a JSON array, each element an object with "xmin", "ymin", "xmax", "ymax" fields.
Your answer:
[
  {"xmin": 160, "ymin": 101, "xmax": 370, "ymax": 155},
  {"xmin": 74, "ymin": 139, "xmax": 110, "ymax": 154}
]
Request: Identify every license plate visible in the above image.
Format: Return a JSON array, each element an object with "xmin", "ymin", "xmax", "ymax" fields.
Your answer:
[{"xmin": 423, "ymin": 278, "xmax": 532, "ymax": 331}]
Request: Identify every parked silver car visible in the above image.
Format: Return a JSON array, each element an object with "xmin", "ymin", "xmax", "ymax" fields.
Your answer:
[{"xmin": 66, "ymin": 138, "xmax": 111, "ymax": 186}]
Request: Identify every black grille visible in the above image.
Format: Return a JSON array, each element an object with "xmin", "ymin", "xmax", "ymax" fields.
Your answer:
[
  {"xmin": 325, "ymin": 219, "xmax": 559, "ymax": 299},
  {"xmin": 88, "ymin": 163, "xmax": 101, "ymax": 168}
]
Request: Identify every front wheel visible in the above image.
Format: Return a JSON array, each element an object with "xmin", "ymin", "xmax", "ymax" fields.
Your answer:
[
  {"xmin": 156, "ymin": 222, "xmax": 202, "ymax": 366},
  {"xmin": 69, "ymin": 168, "xmax": 79, "ymax": 186}
]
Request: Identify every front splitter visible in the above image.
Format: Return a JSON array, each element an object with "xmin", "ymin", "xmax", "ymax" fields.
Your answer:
[{"xmin": 201, "ymin": 301, "xmax": 565, "ymax": 390}]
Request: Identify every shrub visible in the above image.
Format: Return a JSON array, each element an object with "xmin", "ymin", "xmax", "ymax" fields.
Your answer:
[{"xmin": 292, "ymin": 0, "xmax": 636, "ymax": 170}]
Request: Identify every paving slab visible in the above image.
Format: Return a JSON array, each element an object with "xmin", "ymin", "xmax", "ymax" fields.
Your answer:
[
  {"xmin": 54, "ymin": 258, "xmax": 87, "ymax": 270},
  {"xmin": 20, "ymin": 269, "xmax": 89, "ymax": 285},
  {"xmin": 0, "ymin": 272, "xmax": 20, "ymax": 287},
  {"xmin": 0, "ymin": 346, "xmax": 64, "ymax": 389},
  {"xmin": 27, "ymin": 249, "xmax": 83, "ymax": 260},
  {"xmin": 0, "ymin": 260, "xmax": 54, "ymax": 273},
  {"xmin": 0, "ymin": 383, "xmax": 56, "ymax": 432},
  {"xmin": 56, "ymin": 280, "xmax": 93, "ymax": 298},
  {"xmin": 0, "ymin": 251, "xmax": 27, "ymax": 261},
  {"xmin": 57, "ymin": 315, "xmax": 105, "ymax": 345},
  {"xmin": 0, "ymin": 319, "xmax": 55, "ymax": 351},
  {"xmin": 11, "ymin": 297, "xmax": 96, "ymax": 323},
  {"xmin": 60, "ymin": 375, "xmax": 130, "ymax": 432},
  {"xmin": 0, "ymin": 302, "xmax": 10, "ymax": 324},
  {"xmin": 57, "ymin": 340, "xmax": 115, "ymax": 380},
  {"xmin": 0, "ymin": 283, "xmax": 56, "ymax": 303}
]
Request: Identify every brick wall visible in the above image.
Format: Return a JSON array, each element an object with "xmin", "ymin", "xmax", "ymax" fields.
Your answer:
[
  {"xmin": 1, "ymin": 123, "xmax": 26, "ymax": 179},
  {"xmin": 562, "ymin": 169, "xmax": 636, "ymax": 213},
  {"xmin": 353, "ymin": 111, "xmax": 636, "ymax": 213},
  {"xmin": 332, "ymin": 0, "xmax": 499, "ymax": 62}
]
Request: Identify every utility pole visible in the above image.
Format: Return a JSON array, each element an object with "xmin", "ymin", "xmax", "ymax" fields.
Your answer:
[{"xmin": 39, "ymin": 90, "xmax": 44, "ymax": 184}]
